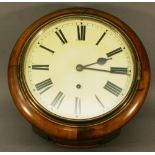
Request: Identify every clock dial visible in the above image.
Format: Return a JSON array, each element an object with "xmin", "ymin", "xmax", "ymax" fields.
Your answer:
[{"xmin": 23, "ymin": 16, "xmax": 136, "ymax": 121}]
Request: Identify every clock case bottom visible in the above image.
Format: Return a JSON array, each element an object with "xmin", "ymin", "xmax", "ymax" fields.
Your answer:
[{"xmin": 32, "ymin": 126, "xmax": 121, "ymax": 148}]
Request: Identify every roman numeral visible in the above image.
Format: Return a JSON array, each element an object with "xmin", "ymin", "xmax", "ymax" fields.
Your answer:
[
  {"xmin": 32, "ymin": 65, "xmax": 49, "ymax": 70},
  {"xmin": 110, "ymin": 67, "xmax": 128, "ymax": 74},
  {"xmin": 39, "ymin": 45, "xmax": 55, "ymax": 53},
  {"xmin": 96, "ymin": 30, "xmax": 107, "ymax": 45},
  {"xmin": 106, "ymin": 47, "xmax": 123, "ymax": 57},
  {"xmin": 77, "ymin": 23, "xmax": 86, "ymax": 40},
  {"xmin": 95, "ymin": 95, "xmax": 104, "ymax": 108},
  {"xmin": 35, "ymin": 78, "xmax": 53, "ymax": 94},
  {"xmin": 104, "ymin": 81, "xmax": 122, "ymax": 96},
  {"xmin": 51, "ymin": 91, "xmax": 65, "ymax": 109},
  {"xmin": 55, "ymin": 29, "xmax": 67, "ymax": 44},
  {"xmin": 74, "ymin": 97, "xmax": 81, "ymax": 115}
]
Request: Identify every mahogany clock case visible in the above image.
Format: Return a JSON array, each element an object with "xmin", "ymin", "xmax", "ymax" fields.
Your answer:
[
  {"xmin": 0, "ymin": 3, "xmax": 154, "ymax": 151},
  {"xmin": 8, "ymin": 6, "xmax": 150, "ymax": 148}
]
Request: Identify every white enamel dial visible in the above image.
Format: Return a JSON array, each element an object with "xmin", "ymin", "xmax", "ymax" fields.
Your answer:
[{"xmin": 23, "ymin": 16, "xmax": 136, "ymax": 121}]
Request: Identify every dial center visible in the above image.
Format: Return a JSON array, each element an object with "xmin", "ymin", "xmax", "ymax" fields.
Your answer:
[{"xmin": 76, "ymin": 64, "xmax": 84, "ymax": 72}]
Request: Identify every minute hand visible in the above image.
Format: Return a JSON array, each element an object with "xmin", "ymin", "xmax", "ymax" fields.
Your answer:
[
  {"xmin": 84, "ymin": 67, "xmax": 110, "ymax": 73},
  {"xmin": 83, "ymin": 67, "xmax": 129, "ymax": 75}
]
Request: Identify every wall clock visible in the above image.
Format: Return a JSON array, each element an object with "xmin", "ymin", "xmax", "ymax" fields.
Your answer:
[{"xmin": 8, "ymin": 7, "xmax": 150, "ymax": 147}]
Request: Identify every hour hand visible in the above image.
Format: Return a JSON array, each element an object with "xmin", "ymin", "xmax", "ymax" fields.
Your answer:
[{"xmin": 82, "ymin": 57, "xmax": 112, "ymax": 68}]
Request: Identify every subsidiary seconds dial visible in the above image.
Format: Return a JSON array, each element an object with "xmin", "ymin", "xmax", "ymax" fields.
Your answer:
[{"xmin": 24, "ymin": 16, "xmax": 135, "ymax": 121}]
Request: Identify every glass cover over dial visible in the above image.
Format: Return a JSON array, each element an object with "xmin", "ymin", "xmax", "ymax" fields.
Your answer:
[{"xmin": 23, "ymin": 16, "xmax": 136, "ymax": 121}]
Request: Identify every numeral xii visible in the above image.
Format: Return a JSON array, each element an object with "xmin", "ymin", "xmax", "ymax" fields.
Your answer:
[{"xmin": 77, "ymin": 23, "xmax": 86, "ymax": 40}]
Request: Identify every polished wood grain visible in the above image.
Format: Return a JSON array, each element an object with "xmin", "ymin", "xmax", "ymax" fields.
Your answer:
[{"xmin": 8, "ymin": 7, "xmax": 150, "ymax": 147}]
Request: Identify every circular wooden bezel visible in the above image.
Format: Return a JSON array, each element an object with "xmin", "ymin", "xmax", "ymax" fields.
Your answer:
[{"xmin": 8, "ymin": 7, "xmax": 150, "ymax": 145}]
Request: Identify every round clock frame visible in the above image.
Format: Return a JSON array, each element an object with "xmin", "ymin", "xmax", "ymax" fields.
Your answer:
[{"xmin": 8, "ymin": 7, "xmax": 150, "ymax": 147}]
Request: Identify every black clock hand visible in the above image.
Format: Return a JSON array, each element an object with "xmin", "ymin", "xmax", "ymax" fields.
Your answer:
[
  {"xmin": 83, "ymin": 57, "xmax": 112, "ymax": 68},
  {"xmin": 85, "ymin": 67, "xmax": 129, "ymax": 75},
  {"xmin": 77, "ymin": 66, "xmax": 129, "ymax": 75},
  {"xmin": 76, "ymin": 57, "xmax": 112, "ymax": 71},
  {"xmin": 84, "ymin": 67, "xmax": 111, "ymax": 73}
]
